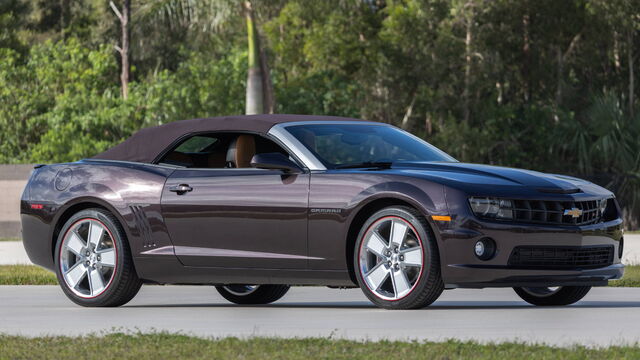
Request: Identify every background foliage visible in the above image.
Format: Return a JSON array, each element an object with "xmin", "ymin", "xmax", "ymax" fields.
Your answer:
[{"xmin": 0, "ymin": 0, "xmax": 638, "ymax": 228}]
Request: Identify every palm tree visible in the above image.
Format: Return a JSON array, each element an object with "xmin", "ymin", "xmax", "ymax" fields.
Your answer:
[
  {"xmin": 136, "ymin": 0, "xmax": 276, "ymax": 114},
  {"xmin": 243, "ymin": 1, "xmax": 274, "ymax": 114},
  {"xmin": 558, "ymin": 93, "xmax": 640, "ymax": 229}
]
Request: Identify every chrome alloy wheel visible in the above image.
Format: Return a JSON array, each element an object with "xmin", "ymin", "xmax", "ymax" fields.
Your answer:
[
  {"xmin": 358, "ymin": 216, "xmax": 424, "ymax": 301},
  {"xmin": 59, "ymin": 219, "xmax": 117, "ymax": 298},
  {"xmin": 222, "ymin": 285, "xmax": 259, "ymax": 296}
]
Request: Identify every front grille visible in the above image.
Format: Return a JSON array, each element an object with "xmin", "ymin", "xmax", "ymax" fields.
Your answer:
[
  {"xmin": 512, "ymin": 199, "xmax": 602, "ymax": 226},
  {"xmin": 508, "ymin": 245, "xmax": 614, "ymax": 269}
]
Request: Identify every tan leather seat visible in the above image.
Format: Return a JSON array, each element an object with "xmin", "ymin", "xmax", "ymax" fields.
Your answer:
[
  {"xmin": 226, "ymin": 135, "xmax": 256, "ymax": 168},
  {"xmin": 207, "ymin": 152, "xmax": 226, "ymax": 168}
]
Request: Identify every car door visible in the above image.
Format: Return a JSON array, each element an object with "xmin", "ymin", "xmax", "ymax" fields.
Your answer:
[{"xmin": 160, "ymin": 133, "xmax": 310, "ymax": 269}]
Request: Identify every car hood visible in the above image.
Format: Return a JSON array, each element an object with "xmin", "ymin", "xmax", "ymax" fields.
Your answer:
[{"xmin": 390, "ymin": 162, "xmax": 606, "ymax": 195}]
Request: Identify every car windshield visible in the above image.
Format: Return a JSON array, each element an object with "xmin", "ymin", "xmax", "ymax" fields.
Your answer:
[{"xmin": 285, "ymin": 123, "xmax": 456, "ymax": 169}]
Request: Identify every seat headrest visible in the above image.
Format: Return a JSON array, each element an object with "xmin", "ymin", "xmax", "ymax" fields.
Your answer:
[{"xmin": 226, "ymin": 135, "xmax": 256, "ymax": 168}]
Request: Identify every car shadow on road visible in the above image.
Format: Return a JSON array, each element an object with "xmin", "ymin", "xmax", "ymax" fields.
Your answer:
[
  {"xmin": 125, "ymin": 300, "xmax": 640, "ymax": 309},
  {"xmin": 426, "ymin": 300, "xmax": 640, "ymax": 310}
]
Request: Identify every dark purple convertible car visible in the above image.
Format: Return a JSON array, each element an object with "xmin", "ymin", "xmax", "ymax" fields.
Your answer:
[{"xmin": 20, "ymin": 115, "xmax": 624, "ymax": 309}]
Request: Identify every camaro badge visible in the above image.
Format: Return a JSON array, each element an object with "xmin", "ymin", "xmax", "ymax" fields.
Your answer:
[{"xmin": 563, "ymin": 208, "xmax": 583, "ymax": 218}]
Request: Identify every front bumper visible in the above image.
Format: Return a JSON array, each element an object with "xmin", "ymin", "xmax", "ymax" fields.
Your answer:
[{"xmin": 437, "ymin": 217, "xmax": 625, "ymax": 289}]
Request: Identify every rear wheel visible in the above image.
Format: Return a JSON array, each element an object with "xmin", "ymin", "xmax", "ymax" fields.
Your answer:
[
  {"xmin": 354, "ymin": 206, "xmax": 444, "ymax": 309},
  {"xmin": 215, "ymin": 284, "xmax": 290, "ymax": 305},
  {"xmin": 513, "ymin": 286, "xmax": 591, "ymax": 306},
  {"xmin": 54, "ymin": 208, "xmax": 142, "ymax": 307}
]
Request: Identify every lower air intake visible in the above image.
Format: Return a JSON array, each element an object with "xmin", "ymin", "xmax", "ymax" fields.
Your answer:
[{"xmin": 508, "ymin": 245, "xmax": 614, "ymax": 269}]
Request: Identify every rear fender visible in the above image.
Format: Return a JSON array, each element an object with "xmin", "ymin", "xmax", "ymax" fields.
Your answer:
[{"xmin": 21, "ymin": 161, "xmax": 174, "ymax": 274}]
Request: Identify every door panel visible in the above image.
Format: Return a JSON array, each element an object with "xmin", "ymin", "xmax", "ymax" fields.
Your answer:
[{"xmin": 161, "ymin": 168, "xmax": 310, "ymax": 269}]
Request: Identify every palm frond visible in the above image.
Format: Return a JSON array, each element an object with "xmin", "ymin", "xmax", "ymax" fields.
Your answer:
[{"xmin": 135, "ymin": 0, "xmax": 238, "ymax": 33}]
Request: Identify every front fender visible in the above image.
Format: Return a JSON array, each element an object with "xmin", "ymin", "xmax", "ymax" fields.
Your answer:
[
  {"xmin": 345, "ymin": 181, "xmax": 450, "ymax": 268},
  {"xmin": 347, "ymin": 181, "xmax": 447, "ymax": 220},
  {"xmin": 307, "ymin": 173, "xmax": 449, "ymax": 273}
]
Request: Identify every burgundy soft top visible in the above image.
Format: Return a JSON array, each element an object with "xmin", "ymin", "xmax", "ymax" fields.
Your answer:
[{"xmin": 92, "ymin": 114, "xmax": 364, "ymax": 163}]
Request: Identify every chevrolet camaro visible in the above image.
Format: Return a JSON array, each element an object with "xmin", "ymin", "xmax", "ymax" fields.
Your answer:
[{"xmin": 20, "ymin": 114, "xmax": 624, "ymax": 309}]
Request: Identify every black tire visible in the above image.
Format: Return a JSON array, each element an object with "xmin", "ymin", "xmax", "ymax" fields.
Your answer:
[
  {"xmin": 353, "ymin": 206, "xmax": 444, "ymax": 309},
  {"xmin": 54, "ymin": 208, "xmax": 142, "ymax": 307},
  {"xmin": 513, "ymin": 286, "xmax": 592, "ymax": 306},
  {"xmin": 215, "ymin": 284, "xmax": 290, "ymax": 305}
]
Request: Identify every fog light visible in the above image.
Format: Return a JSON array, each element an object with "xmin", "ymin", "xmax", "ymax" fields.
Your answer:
[
  {"xmin": 474, "ymin": 238, "xmax": 496, "ymax": 260},
  {"xmin": 474, "ymin": 242, "xmax": 485, "ymax": 256}
]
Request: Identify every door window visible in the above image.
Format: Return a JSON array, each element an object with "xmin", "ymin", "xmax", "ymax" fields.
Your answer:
[{"xmin": 157, "ymin": 132, "xmax": 295, "ymax": 169}]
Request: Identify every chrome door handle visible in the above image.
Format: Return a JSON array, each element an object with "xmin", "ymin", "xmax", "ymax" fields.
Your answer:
[{"xmin": 169, "ymin": 184, "xmax": 193, "ymax": 194}]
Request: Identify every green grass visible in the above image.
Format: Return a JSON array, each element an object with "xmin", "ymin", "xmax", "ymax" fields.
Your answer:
[
  {"xmin": 0, "ymin": 333, "xmax": 638, "ymax": 360},
  {"xmin": 0, "ymin": 237, "xmax": 20, "ymax": 242},
  {"xmin": 0, "ymin": 264, "xmax": 57, "ymax": 285},
  {"xmin": 609, "ymin": 265, "xmax": 640, "ymax": 287}
]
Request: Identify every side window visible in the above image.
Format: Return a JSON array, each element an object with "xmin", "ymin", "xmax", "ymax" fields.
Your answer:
[
  {"xmin": 174, "ymin": 136, "xmax": 217, "ymax": 153},
  {"xmin": 158, "ymin": 132, "xmax": 296, "ymax": 169},
  {"xmin": 158, "ymin": 134, "xmax": 223, "ymax": 168}
]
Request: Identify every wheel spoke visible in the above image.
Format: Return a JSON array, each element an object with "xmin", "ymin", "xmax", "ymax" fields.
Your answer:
[
  {"xmin": 401, "ymin": 247, "xmax": 422, "ymax": 267},
  {"xmin": 88, "ymin": 268, "xmax": 105, "ymax": 295},
  {"xmin": 64, "ymin": 262, "xmax": 88, "ymax": 289},
  {"xmin": 87, "ymin": 222, "xmax": 104, "ymax": 249},
  {"xmin": 366, "ymin": 232, "xmax": 387, "ymax": 258},
  {"xmin": 391, "ymin": 269, "xmax": 411, "ymax": 298},
  {"xmin": 365, "ymin": 262, "xmax": 390, "ymax": 291},
  {"xmin": 66, "ymin": 232, "xmax": 86, "ymax": 256},
  {"xmin": 97, "ymin": 249, "xmax": 116, "ymax": 267},
  {"xmin": 389, "ymin": 220, "xmax": 408, "ymax": 248},
  {"xmin": 60, "ymin": 218, "xmax": 117, "ymax": 298},
  {"xmin": 359, "ymin": 216, "xmax": 423, "ymax": 301}
]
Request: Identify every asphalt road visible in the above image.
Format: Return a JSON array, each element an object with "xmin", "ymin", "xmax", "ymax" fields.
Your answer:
[{"xmin": 1, "ymin": 285, "xmax": 639, "ymax": 347}]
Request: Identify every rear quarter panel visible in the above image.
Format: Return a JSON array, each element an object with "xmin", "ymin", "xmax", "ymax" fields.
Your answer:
[{"xmin": 21, "ymin": 160, "xmax": 174, "ymax": 271}]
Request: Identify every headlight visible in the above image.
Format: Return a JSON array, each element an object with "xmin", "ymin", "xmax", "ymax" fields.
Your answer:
[
  {"xmin": 599, "ymin": 198, "xmax": 608, "ymax": 215},
  {"xmin": 469, "ymin": 197, "xmax": 514, "ymax": 220}
]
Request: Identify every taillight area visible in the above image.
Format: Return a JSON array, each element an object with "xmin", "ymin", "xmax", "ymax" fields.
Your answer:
[{"xmin": 30, "ymin": 204, "xmax": 44, "ymax": 210}]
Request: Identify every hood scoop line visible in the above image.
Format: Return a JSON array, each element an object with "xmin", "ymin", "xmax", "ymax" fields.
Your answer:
[{"xmin": 537, "ymin": 188, "xmax": 582, "ymax": 194}]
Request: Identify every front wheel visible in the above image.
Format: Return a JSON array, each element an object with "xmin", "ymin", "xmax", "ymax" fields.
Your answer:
[
  {"xmin": 513, "ymin": 286, "xmax": 591, "ymax": 306},
  {"xmin": 354, "ymin": 206, "xmax": 444, "ymax": 309},
  {"xmin": 215, "ymin": 284, "xmax": 290, "ymax": 305}
]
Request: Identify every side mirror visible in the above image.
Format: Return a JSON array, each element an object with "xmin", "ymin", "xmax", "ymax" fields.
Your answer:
[{"xmin": 250, "ymin": 153, "xmax": 302, "ymax": 173}]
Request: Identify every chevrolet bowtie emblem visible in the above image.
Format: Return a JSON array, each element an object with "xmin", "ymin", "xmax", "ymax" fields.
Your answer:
[{"xmin": 563, "ymin": 208, "xmax": 583, "ymax": 218}]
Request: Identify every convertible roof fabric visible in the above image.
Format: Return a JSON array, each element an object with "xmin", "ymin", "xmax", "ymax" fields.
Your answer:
[{"xmin": 92, "ymin": 114, "xmax": 364, "ymax": 163}]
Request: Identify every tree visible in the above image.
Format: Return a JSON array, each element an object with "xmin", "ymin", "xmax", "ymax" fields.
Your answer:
[
  {"xmin": 110, "ymin": 0, "xmax": 131, "ymax": 99},
  {"xmin": 0, "ymin": 0, "xmax": 28, "ymax": 51},
  {"xmin": 136, "ymin": 0, "xmax": 278, "ymax": 114},
  {"xmin": 243, "ymin": 1, "xmax": 274, "ymax": 114}
]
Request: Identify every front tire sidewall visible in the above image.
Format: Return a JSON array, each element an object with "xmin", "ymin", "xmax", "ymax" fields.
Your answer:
[
  {"xmin": 354, "ymin": 206, "xmax": 443, "ymax": 309},
  {"xmin": 54, "ymin": 209, "xmax": 129, "ymax": 307}
]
